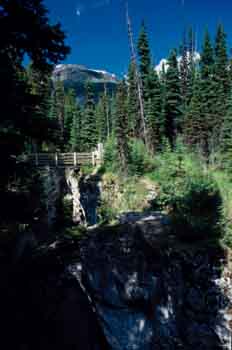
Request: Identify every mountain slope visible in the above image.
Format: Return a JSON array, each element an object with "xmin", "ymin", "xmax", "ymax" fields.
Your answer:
[{"xmin": 53, "ymin": 64, "xmax": 118, "ymax": 101}]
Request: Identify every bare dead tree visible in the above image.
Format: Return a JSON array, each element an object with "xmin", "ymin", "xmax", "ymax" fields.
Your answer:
[{"xmin": 126, "ymin": 2, "xmax": 148, "ymax": 148}]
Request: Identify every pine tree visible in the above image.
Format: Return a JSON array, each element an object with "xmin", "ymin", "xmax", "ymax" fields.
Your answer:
[
  {"xmin": 186, "ymin": 27, "xmax": 197, "ymax": 104},
  {"xmin": 137, "ymin": 21, "xmax": 151, "ymax": 92},
  {"xmin": 96, "ymin": 92, "xmax": 110, "ymax": 143},
  {"xmin": 215, "ymin": 24, "xmax": 229, "ymax": 95},
  {"xmin": 164, "ymin": 49, "xmax": 182, "ymax": 147},
  {"xmin": 26, "ymin": 63, "xmax": 55, "ymax": 150},
  {"xmin": 199, "ymin": 30, "xmax": 217, "ymax": 155},
  {"xmin": 115, "ymin": 81, "xmax": 130, "ymax": 173},
  {"xmin": 213, "ymin": 24, "xmax": 229, "ymax": 144},
  {"xmin": 54, "ymin": 80, "xmax": 65, "ymax": 148},
  {"xmin": 184, "ymin": 74, "xmax": 205, "ymax": 148},
  {"xmin": 180, "ymin": 31, "xmax": 189, "ymax": 111},
  {"xmin": 70, "ymin": 104, "xmax": 82, "ymax": 152},
  {"xmin": 82, "ymin": 83, "xmax": 97, "ymax": 151},
  {"xmin": 146, "ymin": 69, "xmax": 163, "ymax": 152},
  {"xmin": 220, "ymin": 89, "xmax": 232, "ymax": 169},
  {"xmin": 64, "ymin": 89, "xmax": 77, "ymax": 147}
]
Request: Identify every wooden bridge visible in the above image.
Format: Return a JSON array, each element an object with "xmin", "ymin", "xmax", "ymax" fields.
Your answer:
[{"xmin": 27, "ymin": 144, "xmax": 104, "ymax": 168}]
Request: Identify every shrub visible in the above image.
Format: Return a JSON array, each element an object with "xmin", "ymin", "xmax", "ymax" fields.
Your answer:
[
  {"xmin": 149, "ymin": 144, "xmax": 224, "ymax": 241},
  {"xmin": 170, "ymin": 175, "xmax": 223, "ymax": 240},
  {"xmin": 103, "ymin": 135, "xmax": 119, "ymax": 172},
  {"xmin": 129, "ymin": 139, "xmax": 155, "ymax": 176}
]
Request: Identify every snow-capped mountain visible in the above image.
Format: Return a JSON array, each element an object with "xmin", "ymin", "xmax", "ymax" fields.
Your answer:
[{"xmin": 52, "ymin": 64, "xmax": 118, "ymax": 101}]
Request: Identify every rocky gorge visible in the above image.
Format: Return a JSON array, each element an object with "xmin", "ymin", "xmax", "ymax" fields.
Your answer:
[{"xmin": 1, "ymin": 168, "xmax": 232, "ymax": 350}]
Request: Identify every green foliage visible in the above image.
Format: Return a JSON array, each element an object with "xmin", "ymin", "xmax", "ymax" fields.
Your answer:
[
  {"xmin": 69, "ymin": 103, "xmax": 82, "ymax": 152},
  {"xmin": 164, "ymin": 49, "xmax": 182, "ymax": 146},
  {"xmin": 82, "ymin": 83, "xmax": 97, "ymax": 151},
  {"xmin": 220, "ymin": 89, "xmax": 232, "ymax": 170},
  {"xmin": 129, "ymin": 139, "xmax": 155, "ymax": 176},
  {"xmin": 137, "ymin": 21, "xmax": 151, "ymax": 91},
  {"xmin": 146, "ymin": 69, "xmax": 163, "ymax": 152},
  {"xmin": 149, "ymin": 144, "xmax": 223, "ymax": 241},
  {"xmin": 115, "ymin": 81, "xmax": 130, "ymax": 174},
  {"xmin": 96, "ymin": 92, "xmax": 111, "ymax": 143},
  {"xmin": 0, "ymin": 0, "xmax": 69, "ymax": 225},
  {"xmin": 103, "ymin": 135, "xmax": 119, "ymax": 172}
]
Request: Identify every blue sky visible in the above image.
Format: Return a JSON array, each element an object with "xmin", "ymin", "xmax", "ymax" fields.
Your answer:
[{"xmin": 44, "ymin": 0, "xmax": 232, "ymax": 76}]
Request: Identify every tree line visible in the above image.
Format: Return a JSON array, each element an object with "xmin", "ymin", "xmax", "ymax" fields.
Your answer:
[{"xmin": 38, "ymin": 22, "xmax": 232, "ymax": 173}]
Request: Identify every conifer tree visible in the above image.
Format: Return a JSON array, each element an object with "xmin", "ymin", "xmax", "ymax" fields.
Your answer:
[
  {"xmin": 137, "ymin": 21, "xmax": 151, "ymax": 91},
  {"xmin": 164, "ymin": 49, "xmax": 182, "ymax": 147},
  {"xmin": 213, "ymin": 24, "xmax": 229, "ymax": 143},
  {"xmin": 96, "ymin": 93, "xmax": 109, "ymax": 143},
  {"xmin": 199, "ymin": 30, "xmax": 217, "ymax": 154},
  {"xmin": 215, "ymin": 24, "xmax": 229, "ymax": 95},
  {"xmin": 180, "ymin": 31, "xmax": 189, "ymax": 111},
  {"xmin": 220, "ymin": 89, "xmax": 232, "ymax": 169},
  {"xmin": 186, "ymin": 27, "xmax": 197, "ymax": 104},
  {"xmin": 184, "ymin": 74, "xmax": 205, "ymax": 148},
  {"xmin": 146, "ymin": 69, "xmax": 163, "ymax": 152},
  {"xmin": 70, "ymin": 104, "xmax": 82, "ymax": 152},
  {"xmin": 82, "ymin": 83, "xmax": 97, "ymax": 151},
  {"xmin": 64, "ymin": 89, "xmax": 77, "ymax": 147},
  {"xmin": 115, "ymin": 81, "xmax": 130, "ymax": 173},
  {"xmin": 54, "ymin": 80, "xmax": 65, "ymax": 148}
]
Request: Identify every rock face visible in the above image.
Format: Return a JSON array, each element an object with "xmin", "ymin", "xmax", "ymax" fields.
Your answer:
[
  {"xmin": 53, "ymin": 64, "xmax": 118, "ymax": 102},
  {"xmin": 66, "ymin": 169, "xmax": 86, "ymax": 225},
  {"xmin": 79, "ymin": 221, "xmax": 232, "ymax": 350},
  {"xmin": 38, "ymin": 168, "xmax": 101, "ymax": 230},
  {"xmin": 3, "ymin": 216, "xmax": 232, "ymax": 349}
]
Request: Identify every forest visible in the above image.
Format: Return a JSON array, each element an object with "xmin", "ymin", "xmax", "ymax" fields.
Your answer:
[
  {"xmin": 1, "ymin": 0, "xmax": 232, "ymax": 247},
  {"xmin": 2, "ymin": 1, "xmax": 232, "ymax": 349}
]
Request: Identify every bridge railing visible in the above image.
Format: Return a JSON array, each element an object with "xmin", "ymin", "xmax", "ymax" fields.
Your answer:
[{"xmin": 28, "ymin": 144, "xmax": 104, "ymax": 168}]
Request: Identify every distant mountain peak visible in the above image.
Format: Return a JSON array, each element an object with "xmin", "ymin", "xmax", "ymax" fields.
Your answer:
[{"xmin": 52, "ymin": 64, "xmax": 118, "ymax": 101}]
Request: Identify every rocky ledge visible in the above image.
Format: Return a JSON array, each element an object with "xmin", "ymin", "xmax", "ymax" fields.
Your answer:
[{"xmin": 1, "ymin": 214, "xmax": 232, "ymax": 349}]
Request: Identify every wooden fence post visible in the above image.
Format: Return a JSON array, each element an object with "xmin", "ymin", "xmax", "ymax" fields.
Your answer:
[
  {"xmin": 74, "ymin": 152, "xmax": 77, "ymax": 167},
  {"xmin": 92, "ymin": 151, "xmax": 96, "ymax": 167},
  {"xmin": 97, "ymin": 143, "xmax": 104, "ymax": 164}
]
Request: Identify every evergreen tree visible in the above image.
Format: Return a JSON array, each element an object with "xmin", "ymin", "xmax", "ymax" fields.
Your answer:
[
  {"xmin": 96, "ymin": 90, "xmax": 110, "ymax": 143},
  {"xmin": 137, "ymin": 21, "xmax": 151, "ymax": 89},
  {"xmin": 220, "ymin": 89, "xmax": 232, "ymax": 169},
  {"xmin": 180, "ymin": 31, "xmax": 189, "ymax": 111},
  {"xmin": 200, "ymin": 30, "xmax": 215, "ymax": 79},
  {"xmin": 70, "ymin": 104, "xmax": 82, "ymax": 152},
  {"xmin": 186, "ymin": 27, "xmax": 197, "ymax": 104},
  {"xmin": 26, "ymin": 63, "xmax": 56, "ymax": 151},
  {"xmin": 164, "ymin": 49, "xmax": 182, "ymax": 147},
  {"xmin": 146, "ymin": 69, "xmax": 163, "ymax": 152},
  {"xmin": 215, "ymin": 24, "xmax": 229, "ymax": 95},
  {"xmin": 199, "ymin": 30, "xmax": 217, "ymax": 155},
  {"xmin": 184, "ymin": 74, "xmax": 205, "ymax": 148},
  {"xmin": 115, "ymin": 81, "xmax": 130, "ymax": 173},
  {"xmin": 64, "ymin": 89, "xmax": 77, "ymax": 147},
  {"xmin": 213, "ymin": 24, "xmax": 229, "ymax": 144},
  {"xmin": 82, "ymin": 83, "xmax": 97, "ymax": 151},
  {"xmin": 54, "ymin": 80, "xmax": 66, "ymax": 149},
  {"xmin": 137, "ymin": 20, "xmax": 152, "ymax": 116},
  {"xmin": 0, "ymin": 0, "xmax": 69, "ymax": 222}
]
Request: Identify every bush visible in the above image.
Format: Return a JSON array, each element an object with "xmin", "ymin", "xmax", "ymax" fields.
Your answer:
[
  {"xmin": 170, "ymin": 175, "xmax": 223, "ymax": 240},
  {"xmin": 149, "ymin": 144, "xmax": 224, "ymax": 241},
  {"xmin": 103, "ymin": 135, "xmax": 119, "ymax": 172},
  {"xmin": 129, "ymin": 139, "xmax": 155, "ymax": 176}
]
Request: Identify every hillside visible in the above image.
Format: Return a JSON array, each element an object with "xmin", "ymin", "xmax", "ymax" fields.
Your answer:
[{"xmin": 52, "ymin": 64, "xmax": 118, "ymax": 101}]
